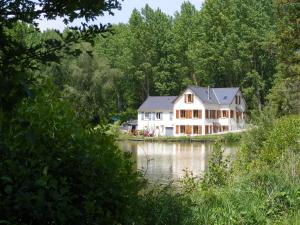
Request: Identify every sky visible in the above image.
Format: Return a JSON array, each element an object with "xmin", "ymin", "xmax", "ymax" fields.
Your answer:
[{"xmin": 38, "ymin": 0, "xmax": 204, "ymax": 31}]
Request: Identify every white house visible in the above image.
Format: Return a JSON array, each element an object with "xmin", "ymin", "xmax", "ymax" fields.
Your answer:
[
  {"xmin": 137, "ymin": 96, "xmax": 176, "ymax": 136},
  {"xmin": 138, "ymin": 86, "xmax": 246, "ymax": 136}
]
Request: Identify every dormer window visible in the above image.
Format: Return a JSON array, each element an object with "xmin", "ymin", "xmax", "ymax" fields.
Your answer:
[{"xmin": 185, "ymin": 94, "xmax": 194, "ymax": 103}]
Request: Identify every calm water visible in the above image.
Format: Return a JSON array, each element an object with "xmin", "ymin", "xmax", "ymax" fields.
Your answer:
[{"xmin": 119, "ymin": 141, "xmax": 237, "ymax": 183}]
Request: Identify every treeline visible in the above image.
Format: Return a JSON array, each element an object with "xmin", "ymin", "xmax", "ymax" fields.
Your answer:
[{"xmin": 40, "ymin": 0, "xmax": 299, "ymax": 123}]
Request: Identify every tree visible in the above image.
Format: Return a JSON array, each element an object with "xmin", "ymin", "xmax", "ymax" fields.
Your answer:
[
  {"xmin": 0, "ymin": 0, "xmax": 121, "ymax": 113},
  {"xmin": 267, "ymin": 0, "xmax": 300, "ymax": 116},
  {"xmin": 0, "ymin": 86, "xmax": 144, "ymax": 224},
  {"xmin": 188, "ymin": 0, "xmax": 277, "ymax": 112}
]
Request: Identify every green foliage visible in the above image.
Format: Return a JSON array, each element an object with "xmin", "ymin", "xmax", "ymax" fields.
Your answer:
[
  {"xmin": 91, "ymin": 0, "xmax": 279, "ymax": 115},
  {"xmin": 259, "ymin": 115, "xmax": 300, "ymax": 163},
  {"xmin": 266, "ymin": 0, "xmax": 300, "ymax": 116},
  {"xmin": 0, "ymin": 85, "xmax": 144, "ymax": 225},
  {"xmin": 180, "ymin": 170, "xmax": 199, "ymax": 194},
  {"xmin": 140, "ymin": 184, "xmax": 191, "ymax": 225},
  {"xmin": 105, "ymin": 121, "xmax": 122, "ymax": 137},
  {"xmin": 222, "ymin": 132, "xmax": 242, "ymax": 144},
  {"xmin": 202, "ymin": 143, "xmax": 229, "ymax": 189},
  {"xmin": 179, "ymin": 115, "xmax": 300, "ymax": 225}
]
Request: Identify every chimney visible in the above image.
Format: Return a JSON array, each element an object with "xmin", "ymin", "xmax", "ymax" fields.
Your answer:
[{"xmin": 208, "ymin": 86, "xmax": 210, "ymax": 100}]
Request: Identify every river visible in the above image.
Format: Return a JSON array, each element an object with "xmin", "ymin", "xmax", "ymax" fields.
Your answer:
[{"xmin": 118, "ymin": 141, "xmax": 237, "ymax": 183}]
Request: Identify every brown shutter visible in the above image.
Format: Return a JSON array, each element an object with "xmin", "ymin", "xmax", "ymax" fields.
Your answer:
[
  {"xmin": 230, "ymin": 110, "xmax": 234, "ymax": 118},
  {"xmin": 199, "ymin": 126, "xmax": 202, "ymax": 134},
  {"xmin": 198, "ymin": 110, "xmax": 202, "ymax": 118},
  {"xmin": 191, "ymin": 94, "xmax": 194, "ymax": 103},
  {"xmin": 186, "ymin": 125, "xmax": 192, "ymax": 134},
  {"xmin": 176, "ymin": 125, "xmax": 179, "ymax": 134},
  {"xmin": 217, "ymin": 110, "xmax": 221, "ymax": 118},
  {"xmin": 189, "ymin": 110, "xmax": 192, "ymax": 118},
  {"xmin": 184, "ymin": 94, "xmax": 187, "ymax": 103},
  {"xmin": 176, "ymin": 110, "xmax": 179, "ymax": 119}
]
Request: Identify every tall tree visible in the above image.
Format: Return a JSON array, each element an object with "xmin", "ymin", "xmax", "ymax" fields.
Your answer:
[
  {"xmin": 188, "ymin": 0, "xmax": 277, "ymax": 112},
  {"xmin": 267, "ymin": 0, "xmax": 300, "ymax": 116}
]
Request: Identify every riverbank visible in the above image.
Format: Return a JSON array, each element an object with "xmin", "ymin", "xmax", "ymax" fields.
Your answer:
[{"xmin": 117, "ymin": 130, "xmax": 245, "ymax": 144}]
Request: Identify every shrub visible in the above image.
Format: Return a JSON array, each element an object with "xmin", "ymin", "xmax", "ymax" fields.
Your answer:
[
  {"xmin": 0, "ymin": 89, "xmax": 144, "ymax": 225},
  {"xmin": 201, "ymin": 143, "xmax": 229, "ymax": 189}
]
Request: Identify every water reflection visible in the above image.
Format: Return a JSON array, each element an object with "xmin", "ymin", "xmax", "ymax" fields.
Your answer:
[{"xmin": 119, "ymin": 141, "xmax": 236, "ymax": 183}]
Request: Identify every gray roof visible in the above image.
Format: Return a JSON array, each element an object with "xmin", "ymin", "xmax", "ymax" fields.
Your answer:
[
  {"xmin": 138, "ymin": 87, "xmax": 240, "ymax": 111},
  {"xmin": 183, "ymin": 86, "xmax": 240, "ymax": 105},
  {"xmin": 213, "ymin": 87, "xmax": 240, "ymax": 104},
  {"xmin": 138, "ymin": 96, "xmax": 177, "ymax": 111}
]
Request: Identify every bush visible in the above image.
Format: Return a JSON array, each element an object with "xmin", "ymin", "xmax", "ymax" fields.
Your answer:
[
  {"xmin": 201, "ymin": 143, "xmax": 229, "ymax": 189},
  {"xmin": 0, "ymin": 89, "xmax": 144, "ymax": 225}
]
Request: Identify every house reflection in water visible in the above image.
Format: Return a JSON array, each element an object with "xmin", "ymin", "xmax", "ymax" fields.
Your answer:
[{"xmin": 119, "ymin": 141, "xmax": 236, "ymax": 183}]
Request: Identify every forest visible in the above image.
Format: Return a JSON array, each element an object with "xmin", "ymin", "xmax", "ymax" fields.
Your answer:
[{"xmin": 0, "ymin": 0, "xmax": 299, "ymax": 224}]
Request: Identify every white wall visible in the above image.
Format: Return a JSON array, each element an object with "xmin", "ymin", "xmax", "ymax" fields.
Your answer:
[
  {"xmin": 173, "ymin": 88, "xmax": 246, "ymax": 136},
  {"xmin": 138, "ymin": 110, "xmax": 174, "ymax": 136}
]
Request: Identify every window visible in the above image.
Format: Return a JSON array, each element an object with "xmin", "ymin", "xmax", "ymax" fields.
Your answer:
[
  {"xmin": 210, "ymin": 110, "xmax": 216, "ymax": 119},
  {"xmin": 145, "ymin": 112, "xmax": 150, "ymax": 120},
  {"xmin": 185, "ymin": 94, "xmax": 194, "ymax": 103},
  {"xmin": 180, "ymin": 110, "xmax": 186, "ymax": 118},
  {"xmin": 230, "ymin": 110, "xmax": 234, "ymax": 118},
  {"xmin": 222, "ymin": 110, "xmax": 229, "ymax": 118},
  {"xmin": 205, "ymin": 110, "xmax": 209, "ymax": 119},
  {"xmin": 180, "ymin": 125, "xmax": 185, "ymax": 134},
  {"xmin": 187, "ymin": 94, "xmax": 193, "ymax": 103},
  {"xmin": 193, "ymin": 126, "xmax": 199, "ymax": 134},
  {"xmin": 169, "ymin": 112, "xmax": 173, "ymax": 120},
  {"xmin": 217, "ymin": 110, "xmax": 221, "ymax": 118},
  {"xmin": 156, "ymin": 112, "xmax": 162, "ymax": 120},
  {"xmin": 193, "ymin": 110, "xmax": 198, "ymax": 118},
  {"xmin": 205, "ymin": 125, "xmax": 209, "ymax": 134}
]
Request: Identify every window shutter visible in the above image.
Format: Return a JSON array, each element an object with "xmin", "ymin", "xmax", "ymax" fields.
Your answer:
[
  {"xmin": 184, "ymin": 94, "xmax": 187, "ymax": 103},
  {"xmin": 188, "ymin": 110, "xmax": 192, "ymax": 118},
  {"xmin": 176, "ymin": 110, "xmax": 179, "ymax": 119},
  {"xmin": 199, "ymin": 110, "xmax": 202, "ymax": 118},
  {"xmin": 176, "ymin": 125, "xmax": 179, "ymax": 134},
  {"xmin": 230, "ymin": 110, "xmax": 234, "ymax": 118},
  {"xmin": 186, "ymin": 125, "xmax": 191, "ymax": 134},
  {"xmin": 191, "ymin": 94, "xmax": 194, "ymax": 103},
  {"xmin": 199, "ymin": 126, "xmax": 202, "ymax": 134}
]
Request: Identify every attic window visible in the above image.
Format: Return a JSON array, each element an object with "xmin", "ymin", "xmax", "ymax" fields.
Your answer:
[
  {"xmin": 223, "ymin": 96, "xmax": 227, "ymax": 100},
  {"xmin": 185, "ymin": 94, "xmax": 194, "ymax": 103}
]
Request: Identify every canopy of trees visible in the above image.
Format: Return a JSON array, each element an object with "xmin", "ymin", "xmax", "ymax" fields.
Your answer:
[{"xmin": 41, "ymin": 0, "xmax": 299, "ymax": 122}]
